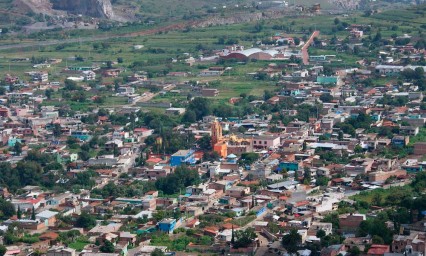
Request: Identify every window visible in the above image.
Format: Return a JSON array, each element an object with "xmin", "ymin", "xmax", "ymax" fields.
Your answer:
[
  {"xmin": 264, "ymin": 141, "xmax": 267, "ymax": 145},
  {"xmin": 254, "ymin": 141, "xmax": 256, "ymax": 144}
]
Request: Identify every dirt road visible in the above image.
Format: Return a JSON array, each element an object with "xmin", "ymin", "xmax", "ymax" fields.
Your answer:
[{"xmin": 301, "ymin": 30, "xmax": 320, "ymax": 65}]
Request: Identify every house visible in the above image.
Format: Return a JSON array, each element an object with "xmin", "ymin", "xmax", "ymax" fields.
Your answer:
[
  {"xmin": 339, "ymin": 214, "xmax": 366, "ymax": 231},
  {"xmin": 251, "ymin": 163, "xmax": 272, "ymax": 179},
  {"xmin": 5, "ymin": 219, "xmax": 46, "ymax": 231},
  {"xmin": 71, "ymin": 130, "xmax": 91, "ymax": 141},
  {"xmin": 279, "ymin": 161, "xmax": 299, "ymax": 171},
  {"xmin": 146, "ymin": 166, "xmax": 171, "ymax": 180},
  {"xmin": 368, "ymin": 245, "xmax": 390, "ymax": 256},
  {"xmin": 11, "ymin": 198, "xmax": 42, "ymax": 211},
  {"xmin": 252, "ymin": 135, "xmax": 280, "ymax": 149},
  {"xmin": 226, "ymin": 186, "xmax": 250, "ymax": 198},
  {"xmin": 82, "ymin": 71, "xmax": 96, "ymax": 81},
  {"xmin": 414, "ymin": 142, "xmax": 426, "ymax": 155},
  {"xmin": 375, "ymin": 65, "xmax": 404, "ymax": 76},
  {"xmin": 170, "ymin": 150, "xmax": 196, "ymax": 167},
  {"xmin": 317, "ymin": 76, "xmax": 339, "ymax": 85},
  {"xmin": 117, "ymin": 87, "xmax": 135, "ymax": 95},
  {"xmin": 368, "ymin": 169, "xmax": 407, "ymax": 182},
  {"xmin": 199, "ymin": 69, "xmax": 223, "ymax": 77},
  {"xmin": 218, "ymin": 229, "xmax": 233, "ymax": 242},
  {"xmin": 158, "ymin": 218, "xmax": 177, "ymax": 233},
  {"xmin": 102, "ymin": 68, "xmax": 122, "ymax": 77},
  {"xmin": 392, "ymin": 232, "xmax": 426, "ymax": 254},
  {"xmin": 118, "ymin": 232, "xmax": 137, "ymax": 246},
  {"xmin": 47, "ymin": 247, "xmax": 77, "ymax": 256},
  {"xmin": 36, "ymin": 210, "xmax": 58, "ymax": 227},
  {"xmin": 88, "ymin": 223, "xmax": 122, "ymax": 236},
  {"xmin": 308, "ymin": 222, "xmax": 333, "ymax": 236},
  {"xmin": 31, "ymin": 72, "xmax": 49, "ymax": 82},
  {"xmin": 320, "ymin": 244, "xmax": 346, "ymax": 256},
  {"xmin": 392, "ymin": 136, "xmax": 409, "ymax": 147},
  {"xmin": 133, "ymin": 128, "xmax": 153, "ymax": 138},
  {"xmin": 105, "ymin": 140, "xmax": 123, "ymax": 152},
  {"xmin": 218, "ymin": 196, "xmax": 237, "ymax": 206},
  {"xmin": 165, "ymin": 108, "xmax": 186, "ymax": 115},
  {"xmin": 0, "ymin": 107, "xmax": 9, "ymax": 117}
]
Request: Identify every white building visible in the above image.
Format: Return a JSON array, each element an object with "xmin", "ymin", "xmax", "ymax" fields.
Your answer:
[
  {"xmin": 252, "ymin": 135, "xmax": 281, "ymax": 149},
  {"xmin": 82, "ymin": 71, "xmax": 96, "ymax": 81}
]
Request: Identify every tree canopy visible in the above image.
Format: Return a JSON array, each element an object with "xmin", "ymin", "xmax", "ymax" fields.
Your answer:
[
  {"xmin": 282, "ymin": 228, "xmax": 302, "ymax": 254},
  {"xmin": 155, "ymin": 166, "xmax": 200, "ymax": 195},
  {"xmin": 75, "ymin": 212, "xmax": 97, "ymax": 229}
]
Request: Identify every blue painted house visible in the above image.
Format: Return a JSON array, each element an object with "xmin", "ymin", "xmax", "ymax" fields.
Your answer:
[
  {"xmin": 317, "ymin": 76, "xmax": 339, "ymax": 85},
  {"xmin": 170, "ymin": 149, "xmax": 196, "ymax": 167},
  {"xmin": 8, "ymin": 137, "xmax": 23, "ymax": 147},
  {"xmin": 392, "ymin": 136, "xmax": 409, "ymax": 147},
  {"xmin": 255, "ymin": 206, "xmax": 267, "ymax": 217},
  {"xmin": 279, "ymin": 161, "xmax": 299, "ymax": 171},
  {"xmin": 158, "ymin": 218, "xmax": 177, "ymax": 233},
  {"xmin": 402, "ymin": 165, "xmax": 423, "ymax": 172},
  {"xmin": 71, "ymin": 130, "xmax": 91, "ymax": 141}
]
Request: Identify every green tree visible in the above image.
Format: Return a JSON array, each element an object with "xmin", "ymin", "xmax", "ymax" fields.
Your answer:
[
  {"xmin": 372, "ymin": 193, "xmax": 382, "ymax": 206},
  {"xmin": 320, "ymin": 93, "xmax": 333, "ymax": 103},
  {"xmin": 303, "ymin": 167, "xmax": 311, "ymax": 184},
  {"xmin": 75, "ymin": 212, "xmax": 97, "ymax": 229},
  {"xmin": 52, "ymin": 123, "xmax": 62, "ymax": 137},
  {"xmin": 13, "ymin": 142, "xmax": 22, "ymax": 156},
  {"xmin": 187, "ymin": 97, "xmax": 211, "ymax": 120},
  {"xmin": 17, "ymin": 206, "xmax": 22, "ymax": 219},
  {"xmin": 349, "ymin": 246, "xmax": 361, "ymax": 256},
  {"xmin": 316, "ymin": 176, "xmax": 330, "ymax": 186},
  {"xmin": 64, "ymin": 79, "xmax": 79, "ymax": 90},
  {"xmin": 31, "ymin": 206, "xmax": 35, "ymax": 220},
  {"xmin": 338, "ymin": 131, "xmax": 344, "ymax": 141},
  {"xmin": 100, "ymin": 240, "xmax": 115, "ymax": 253},
  {"xmin": 151, "ymin": 248, "xmax": 165, "ymax": 256},
  {"xmin": 45, "ymin": 89, "xmax": 53, "ymax": 99},
  {"xmin": 182, "ymin": 110, "xmax": 196, "ymax": 123},
  {"xmin": 357, "ymin": 219, "xmax": 393, "ymax": 244},
  {"xmin": 198, "ymin": 134, "xmax": 212, "ymax": 151},
  {"xmin": 238, "ymin": 152, "xmax": 260, "ymax": 166},
  {"xmin": 282, "ymin": 229, "xmax": 301, "ymax": 254},
  {"xmin": 316, "ymin": 229, "xmax": 326, "ymax": 238},
  {"xmin": 233, "ymin": 227, "xmax": 257, "ymax": 249},
  {"xmin": 372, "ymin": 235, "xmax": 384, "ymax": 244},
  {"xmin": 0, "ymin": 244, "xmax": 6, "ymax": 256},
  {"xmin": 323, "ymin": 212, "xmax": 340, "ymax": 229},
  {"xmin": 155, "ymin": 166, "xmax": 200, "ymax": 195},
  {"xmin": 0, "ymin": 199, "xmax": 15, "ymax": 220}
]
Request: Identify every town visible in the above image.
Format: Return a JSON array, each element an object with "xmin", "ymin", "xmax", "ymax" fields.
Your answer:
[{"xmin": 0, "ymin": 1, "xmax": 426, "ymax": 256}]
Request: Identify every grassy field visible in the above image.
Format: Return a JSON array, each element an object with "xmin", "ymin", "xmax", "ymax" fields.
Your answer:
[
  {"xmin": 350, "ymin": 186, "xmax": 413, "ymax": 205},
  {"xmin": 69, "ymin": 241, "xmax": 90, "ymax": 251}
]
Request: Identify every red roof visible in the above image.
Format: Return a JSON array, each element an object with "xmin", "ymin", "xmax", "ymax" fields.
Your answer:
[
  {"xmin": 134, "ymin": 127, "xmax": 150, "ymax": 132},
  {"xmin": 222, "ymin": 223, "xmax": 239, "ymax": 229},
  {"xmin": 146, "ymin": 157, "xmax": 162, "ymax": 163},
  {"xmin": 39, "ymin": 232, "xmax": 59, "ymax": 241},
  {"xmin": 294, "ymin": 200, "xmax": 310, "ymax": 207},
  {"xmin": 368, "ymin": 245, "xmax": 390, "ymax": 255}
]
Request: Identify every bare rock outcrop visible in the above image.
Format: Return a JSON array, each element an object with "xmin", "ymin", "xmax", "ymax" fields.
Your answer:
[{"xmin": 50, "ymin": 0, "xmax": 114, "ymax": 19}]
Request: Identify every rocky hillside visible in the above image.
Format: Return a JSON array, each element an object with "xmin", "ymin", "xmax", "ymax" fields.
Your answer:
[
  {"xmin": 17, "ymin": 0, "xmax": 115, "ymax": 19},
  {"xmin": 50, "ymin": 0, "xmax": 114, "ymax": 19}
]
